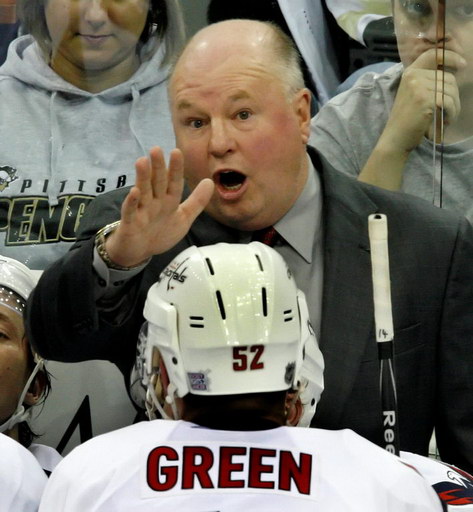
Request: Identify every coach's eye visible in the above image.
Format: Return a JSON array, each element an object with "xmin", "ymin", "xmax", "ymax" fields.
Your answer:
[
  {"xmin": 237, "ymin": 110, "xmax": 252, "ymax": 121},
  {"xmin": 189, "ymin": 119, "xmax": 205, "ymax": 129}
]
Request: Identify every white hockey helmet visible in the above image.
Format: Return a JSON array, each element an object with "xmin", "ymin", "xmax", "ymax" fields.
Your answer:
[
  {"xmin": 0, "ymin": 255, "xmax": 45, "ymax": 434},
  {"xmin": 0, "ymin": 255, "xmax": 37, "ymax": 313},
  {"xmin": 140, "ymin": 243, "xmax": 324, "ymax": 425}
]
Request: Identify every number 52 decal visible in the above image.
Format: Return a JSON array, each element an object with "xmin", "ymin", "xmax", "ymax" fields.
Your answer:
[{"xmin": 232, "ymin": 345, "xmax": 265, "ymax": 371}]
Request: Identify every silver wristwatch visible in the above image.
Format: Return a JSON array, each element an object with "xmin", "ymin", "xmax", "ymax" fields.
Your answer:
[{"xmin": 94, "ymin": 221, "xmax": 133, "ymax": 271}]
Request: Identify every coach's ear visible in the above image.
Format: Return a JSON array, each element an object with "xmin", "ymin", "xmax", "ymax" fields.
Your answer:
[
  {"xmin": 293, "ymin": 87, "xmax": 312, "ymax": 145},
  {"xmin": 285, "ymin": 390, "xmax": 303, "ymax": 426}
]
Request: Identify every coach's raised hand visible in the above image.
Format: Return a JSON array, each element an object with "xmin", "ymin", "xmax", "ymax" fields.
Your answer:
[{"xmin": 105, "ymin": 147, "xmax": 214, "ymax": 268}]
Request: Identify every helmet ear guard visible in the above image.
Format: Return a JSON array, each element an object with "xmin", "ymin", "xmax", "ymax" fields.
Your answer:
[
  {"xmin": 144, "ymin": 296, "xmax": 190, "ymax": 398},
  {"xmin": 134, "ymin": 318, "xmax": 185, "ymax": 421},
  {"xmin": 142, "ymin": 297, "xmax": 190, "ymax": 420},
  {"xmin": 139, "ymin": 243, "xmax": 324, "ymax": 425}
]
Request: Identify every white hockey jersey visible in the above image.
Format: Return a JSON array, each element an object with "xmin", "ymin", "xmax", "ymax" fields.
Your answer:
[
  {"xmin": 401, "ymin": 451, "xmax": 473, "ymax": 510},
  {"xmin": 0, "ymin": 433, "xmax": 47, "ymax": 512},
  {"xmin": 29, "ymin": 443, "xmax": 63, "ymax": 475},
  {"xmin": 39, "ymin": 420, "xmax": 442, "ymax": 511}
]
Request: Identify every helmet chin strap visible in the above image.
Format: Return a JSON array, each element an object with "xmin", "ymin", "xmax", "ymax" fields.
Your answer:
[
  {"xmin": 146, "ymin": 382, "xmax": 180, "ymax": 421},
  {"xmin": 0, "ymin": 357, "xmax": 44, "ymax": 434},
  {"xmin": 164, "ymin": 383, "xmax": 179, "ymax": 420}
]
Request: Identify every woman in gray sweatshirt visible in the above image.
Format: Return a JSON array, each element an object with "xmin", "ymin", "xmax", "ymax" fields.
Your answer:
[{"xmin": 0, "ymin": 0, "xmax": 185, "ymax": 269}]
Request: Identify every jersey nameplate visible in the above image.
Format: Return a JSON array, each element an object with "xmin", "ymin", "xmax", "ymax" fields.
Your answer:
[{"xmin": 140, "ymin": 441, "xmax": 317, "ymax": 500}]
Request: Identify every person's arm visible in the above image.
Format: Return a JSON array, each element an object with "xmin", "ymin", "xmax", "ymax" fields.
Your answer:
[
  {"xmin": 91, "ymin": 147, "xmax": 213, "ymax": 304},
  {"xmin": 310, "ymin": 95, "xmax": 368, "ymax": 179},
  {"xmin": 400, "ymin": 451, "xmax": 473, "ymax": 508},
  {"xmin": 359, "ymin": 49, "xmax": 464, "ymax": 190},
  {"xmin": 26, "ymin": 147, "xmax": 214, "ymax": 373},
  {"xmin": 102, "ymin": 147, "xmax": 214, "ymax": 269}
]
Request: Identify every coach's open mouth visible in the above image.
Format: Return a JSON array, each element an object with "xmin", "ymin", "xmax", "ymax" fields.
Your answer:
[{"xmin": 217, "ymin": 170, "xmax": 246, "ymax": 190}]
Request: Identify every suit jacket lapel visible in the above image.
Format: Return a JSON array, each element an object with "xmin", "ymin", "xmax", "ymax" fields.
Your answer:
[{"xmin": 311, "ymin": 149, "xmax": 381, "ymax": 427}]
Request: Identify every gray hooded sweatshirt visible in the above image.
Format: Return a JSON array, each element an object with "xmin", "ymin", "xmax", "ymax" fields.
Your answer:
[{"xmin": 0, "ymin": 35, "xmax": 176, "ymax": 269}]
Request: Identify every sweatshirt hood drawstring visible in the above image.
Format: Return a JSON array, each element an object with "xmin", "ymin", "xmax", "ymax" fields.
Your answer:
[{"xmin": 48, "ymin": 91, "xmax": 61, "ymax": 206}]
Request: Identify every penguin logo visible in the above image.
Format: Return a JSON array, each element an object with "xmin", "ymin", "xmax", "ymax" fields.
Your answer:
[{"xmin": 0, "ymin": 165, "xmax": 18, "ymax": 192}]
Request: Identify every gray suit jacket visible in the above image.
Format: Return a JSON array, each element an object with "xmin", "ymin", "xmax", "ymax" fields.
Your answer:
[{"xmin": 27, "ymin": 147, "xmax": 473, "ymax": 472}]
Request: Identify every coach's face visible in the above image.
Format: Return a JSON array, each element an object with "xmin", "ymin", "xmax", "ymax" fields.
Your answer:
[{"xmin": 170, "ymin": 22, "xmax": 311, "ymax": 232}]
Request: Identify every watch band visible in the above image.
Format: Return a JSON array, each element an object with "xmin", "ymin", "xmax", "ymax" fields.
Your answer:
[{"xmin": 95, "ymin": 221, "xmax": 136, "ymax": 271}]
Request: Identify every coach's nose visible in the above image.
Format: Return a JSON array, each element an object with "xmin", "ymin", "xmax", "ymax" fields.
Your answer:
[{"xmin": 208, "ymin": 120, "xmax": 236, "ymax": 158}]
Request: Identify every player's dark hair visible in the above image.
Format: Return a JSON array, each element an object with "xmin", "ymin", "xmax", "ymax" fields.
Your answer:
[
  {"xmin": 18, "ymin": 421, "xmax": 36, "ymax": 447},
  {"xmin": 182, "ymin": 390, "xmax": 288, "ymax": 430}
]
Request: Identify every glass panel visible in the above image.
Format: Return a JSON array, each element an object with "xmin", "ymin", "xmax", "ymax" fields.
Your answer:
[{"xmin": 394, "ymin": 0, "xmax": 473, "ymax": 218}]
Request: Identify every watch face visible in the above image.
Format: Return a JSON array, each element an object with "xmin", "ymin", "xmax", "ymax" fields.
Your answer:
[{"xmin": 99, "ymin": 220, "xmax": 121, "ymax": 238}]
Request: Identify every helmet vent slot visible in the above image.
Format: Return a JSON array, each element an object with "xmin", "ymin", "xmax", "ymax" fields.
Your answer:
[
  {"xmin": 189, "ymin": 316, "xmax": 205, "ymax": 328},
  {"xmin": 205, "ymin": 258, "xmax": 215, "ymax": 275},
  {"xmin": 262, "ymin": 287, "xmax": 268, "ymax": 316},
  {"xmin": 255, "ymin": 254, "xmax": 264, "ymax": 271},
  {"xmin": 284, "ymin": 309, "xmax": 294, "ymax": 322},
  {"xmin": 216, "ymin": 290, "xmax": 226, "ymax": 319}
]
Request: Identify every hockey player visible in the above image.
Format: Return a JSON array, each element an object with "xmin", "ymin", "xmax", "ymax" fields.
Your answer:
[
  {"xmin": 0, "ymin": 255, "xmax": 61, "ymax": 473},
  {"xmin": 0, "ymin": 433, "xmax": 47, "ymax": 512},
  {"xmin": 401, "ymin": 452, "xmax": 473, "ymax": 510},
  {"xmin": 39, "ymin": 243, "xmax": 443, "ymax": 511}
]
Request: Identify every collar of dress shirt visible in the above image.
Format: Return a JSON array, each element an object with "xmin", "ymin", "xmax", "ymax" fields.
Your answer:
[
  {"xmin": 239, "ymin": 154, "xmax": 322, "ymax": 264},
  {"xmin": 273, "ymin": 155, "xmax": 322, "ymax": 264}
]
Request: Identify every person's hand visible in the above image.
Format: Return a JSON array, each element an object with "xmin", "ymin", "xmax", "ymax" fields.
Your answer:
[
  {"xmin": 381, "ymin": 48, "xmax": 465, "ymax": 153},
  {"xmin": 105, "ymin": 146, "xmax": 214, "ymax": 268},
  {"xmin": 358, "ymin": 49, "xmax": 465, "ymax": 191}
]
